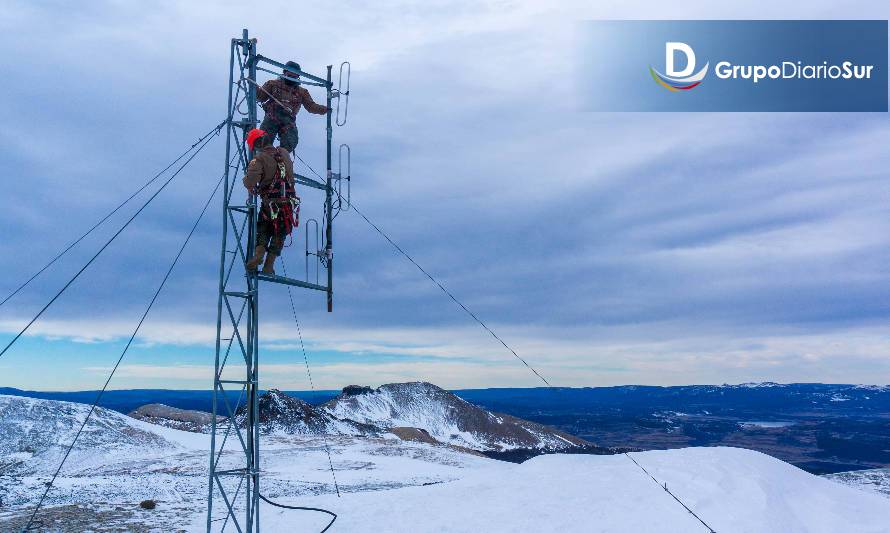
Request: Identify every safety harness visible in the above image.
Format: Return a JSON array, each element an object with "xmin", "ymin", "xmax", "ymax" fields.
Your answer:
[{"xmin": 259, "ymin": 149, "xmax": 301, "ymax": 241}]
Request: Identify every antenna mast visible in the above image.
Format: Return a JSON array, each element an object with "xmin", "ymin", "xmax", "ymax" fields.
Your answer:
[{"xmin": 206, "ymin": 29, "xmax": 349, "ymax": 532}]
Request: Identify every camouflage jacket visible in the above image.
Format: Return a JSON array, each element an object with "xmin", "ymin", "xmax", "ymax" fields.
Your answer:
[
  {"xmin": 257, "ymin": 78, "xmax": 328, "ymax": 121},
  {"xmin": 243, "ymin": 146, "xmax": 295, "ymax": 201}
]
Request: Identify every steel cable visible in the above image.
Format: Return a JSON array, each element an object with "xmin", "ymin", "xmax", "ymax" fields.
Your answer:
[
  {"xmin": 291, "ymin": 154, "xmax": 552, "ymax": 387},
  {"xmin": 0, "ymin": 120, "xmax": 225, "ymax": 361},
  {"xmin": 280, "ymin": 261, "xmax": 341, "ymax": 498},
  {"xmin": 0, "ymin": 121, "xmax": 226, "ymax": 310},
  {"xmin": 22, "ymin": 166, "xmax": 226, "ymax": 531},
  {"xmin": 624, "ymin": 453, "xmax": 717, "ymax": 533}
]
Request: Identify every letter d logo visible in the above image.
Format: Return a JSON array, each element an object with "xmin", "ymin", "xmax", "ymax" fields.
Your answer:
[
  {"xmin": 649, "ymin": 42, "xmax": 709, "ymax": 92},
  {"xmin": 666, "ymin": 42, "xmax": 696, "ymax": 77}
]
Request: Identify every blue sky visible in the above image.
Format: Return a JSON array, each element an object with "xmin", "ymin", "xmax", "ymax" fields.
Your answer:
[{"xmin": 1, "ymin": 0, "xmax": 889, "ymax": 391}]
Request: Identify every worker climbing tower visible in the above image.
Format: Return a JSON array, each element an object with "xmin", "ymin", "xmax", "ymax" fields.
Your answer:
[{"xmin": 206, "ymin": 29, "xmax": 350, "ymax": 532}]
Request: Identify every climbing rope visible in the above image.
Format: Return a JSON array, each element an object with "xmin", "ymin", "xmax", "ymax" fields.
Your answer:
[
  {"xmin": 0, "ymin": 121, "xmax": 226, "ymax": 310},
  {"xmin": 0, "ymin": 120, "xmax": 224, "ymax": 362},
  {"xmin": 22, "ymin": 168, "xmax": 226, "ymax": 531}
]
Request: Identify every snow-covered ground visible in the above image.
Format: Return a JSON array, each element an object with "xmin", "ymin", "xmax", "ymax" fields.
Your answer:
[
  {"xmin": 3, "ymin": 394, "xmax": 890, "ymax": 532},
  {"xmin": 242, "ymin": 448, "xmax": 890, "ymax": 533},
  {"xmin": 826, "ymin": 468, "xmax": 890, "ymax": 498}
]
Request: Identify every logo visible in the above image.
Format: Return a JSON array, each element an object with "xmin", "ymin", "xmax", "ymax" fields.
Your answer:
[
  {"xmin": 649, "ymin": 42, "xmax": 709, "ymax": 92},
  {"xmin": 583, "ymin": 21, "xmax": 887, "ymax": 111}
]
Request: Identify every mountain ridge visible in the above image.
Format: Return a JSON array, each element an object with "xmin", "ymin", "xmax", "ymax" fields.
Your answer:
[
  {"xmin": 323, "ymin": 381, "xmax": 589, "ymax": 451},
  {"xmin": 137, "ymin": 382, "xmax": 593, "ymax": 452}
]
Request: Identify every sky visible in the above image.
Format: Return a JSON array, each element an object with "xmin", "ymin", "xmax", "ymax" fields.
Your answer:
[{"xmin": 0, "ymin": 0, "xmax": 889, "ymax": 391}]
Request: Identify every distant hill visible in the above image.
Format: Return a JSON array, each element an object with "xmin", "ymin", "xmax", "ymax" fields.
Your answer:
[
  {"xmin": 455, "ymin": 382, "xmax": 890, "ymax": 415},
  {"xmin": 4, "ymin": 382, "xmax": 888, "ymax": 416},
  {"xmin": 324, "ymin": 382, "xmax": 590, "ymax": 451},
  {"xmin": 456, "ymin": 383, "xmax": 890, "ymax": 474},
  {"xmin": 0, "ymin": 387, "xmax": 338, "ymax": 414},
  {"xmin": 5, "ymin": 382, "xmax": 890, "ymax": 473},
  {"xmin": 128, "ymin": 404, "xmax": 223, "ymax": 433},
  {"xmin": 133, "ymin": 384, "xmax": 593, "ymax": 453}
]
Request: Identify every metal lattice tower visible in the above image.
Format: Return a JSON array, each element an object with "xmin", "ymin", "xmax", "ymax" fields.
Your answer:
[{"xmin": 206, "ymin": 29, "xmax": 348, "ymax": 532}]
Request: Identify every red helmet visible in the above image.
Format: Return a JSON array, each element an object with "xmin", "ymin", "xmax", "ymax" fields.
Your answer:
[{"xmin": 246, "ymin": 128, "xmax": 266, "ymax": 150}]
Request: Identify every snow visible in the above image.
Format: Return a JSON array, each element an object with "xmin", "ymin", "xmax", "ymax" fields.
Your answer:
[
  {"xmin": 4, "ymin": 394, "xmax": 890, "ymax": 532},
  {"xmin": 325, "ymin": 383, "xmax": 492, "ymax": 449},
  {"xmin": 624, "ymin": 447, "xmax": 890, "ymax": 533},
  {"xmin": 825, "ymin": 468, "xmax": 890, "ymax": 498},
  {"xmin": 852, "ymin": 385, "xmax": 890, "ymax": 392},
  {"xmin": 194, "ymin": 448, "xmax": 890, "ymax": 533},
  {"xmin": 731, "ymin": 382, "xmax": 785, "ymax": 388}
]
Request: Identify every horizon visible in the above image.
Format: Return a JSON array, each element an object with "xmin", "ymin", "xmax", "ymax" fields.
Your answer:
[{"xmin": 4, "ymin": 379, "xmax": 888, "ymax": 394}]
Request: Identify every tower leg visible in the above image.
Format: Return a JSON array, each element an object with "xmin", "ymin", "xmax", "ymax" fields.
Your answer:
[{"xmin": 208, "ymin": 28, "xmax": 260, "ymax": 533}]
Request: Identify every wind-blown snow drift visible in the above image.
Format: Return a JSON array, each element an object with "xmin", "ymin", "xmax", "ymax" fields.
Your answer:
[{"xmin": 247, "ymin": 447, "xmax": 890, "ymax": 533}]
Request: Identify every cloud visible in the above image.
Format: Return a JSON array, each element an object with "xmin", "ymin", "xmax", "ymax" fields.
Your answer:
[
  {"xmin": 73, "ymin": 322, "xmax": 890, "ymax": 389},
  {"xmin": 2, "ymin": 0, "xmax": 890, "ymax": 391}
]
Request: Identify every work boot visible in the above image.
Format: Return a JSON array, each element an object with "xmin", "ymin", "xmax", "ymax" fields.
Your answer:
[
  {"xmin": 246, "ymin": 245, "xmax": 266, "ymax": 272},
  {"xmin": 262, "ymin": 253, "xmax": 278, "ymax": 275}
]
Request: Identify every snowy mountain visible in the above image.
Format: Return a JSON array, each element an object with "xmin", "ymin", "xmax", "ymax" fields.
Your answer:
[
  {"xmin": 0, "ymin": 394, "xmax": 197, "ymax": 478},
  {"xmin": 3, "ymin": 393, "xmax": 890, "ymax": 532},
  {"xmin": 323, "ymin": 382, "xmax": 590, "ymax": 451},
  {"xmin": 235, "ymin": 388, "xmax": 378, "ymax": 436},
  {"xmin": 125, "ymin": 383, "xmax": 591, "ymax": 452}
]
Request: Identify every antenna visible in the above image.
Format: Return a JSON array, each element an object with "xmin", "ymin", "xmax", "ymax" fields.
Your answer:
[
  {"xmin": 305, "ymin": 218, "xmax": 321, "ymax": 285},
  {"xmin": 335, "ymin": 61, "xmax": 351, "ymax": 126},
  {"xmin": 336, "ymin": 143, "xmax": 351, "ymax": 211},
  {"xmin": 206, "ymin": 28, "xmax": 350, "ymax": 532}
]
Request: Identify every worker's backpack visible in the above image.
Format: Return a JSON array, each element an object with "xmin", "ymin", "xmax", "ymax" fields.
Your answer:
[{"xmin": 261, "ymin": 149, "xmax": 300, "ymax": 237}]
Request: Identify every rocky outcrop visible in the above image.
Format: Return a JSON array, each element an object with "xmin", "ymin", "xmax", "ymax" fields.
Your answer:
[
  {"xmin": 128, "ymin": 404, "xmax": 222, "ymax": 433},
  {"xmin": 388, "ymin": 427, "xmax": 440, "ymax": 445},
  {"xmin": 234, "ymin": 389, "xmax": 379, "ymax": 436}
]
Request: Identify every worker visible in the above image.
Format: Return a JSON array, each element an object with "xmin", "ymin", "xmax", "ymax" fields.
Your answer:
[
  {"xmin": 243, "ymin": 128, "xmax": 299, "ymax": 275},
  {"xmin": 257, "ymin": 61, "xmax": 328, "ymax": 153}
]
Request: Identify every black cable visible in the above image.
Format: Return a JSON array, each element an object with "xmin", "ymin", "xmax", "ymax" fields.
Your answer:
[
  {"xmin": 349, "ymin": 202, "xmax": 552, "ymax": 388},
  {"xmin": 294, "ymin": 153, "xmax": 321, "ymax": 181},
  {"xmin": 0, "ymin": 120, "xmax": 226, "ymax": 310},
  {"xmin": 22, "ymin": 168, "xmax": 226, "ymax": 531},
  {"xmin": 624, "ymin": 453, "xmax": 716, "ymax": 533},
  {"xmin": 281, "ymin": 261, "xmax": 341, "ymax": 498},
  {"xmin": 257, "ymin": 492, "xmax": 337, "ymax": 533},
  {"xmin": 292, "ymin": 153, "xmax": 551, "ymax": 387},
  {"xmin": 0, "ymin": 120, "xmax": 224, "ymax": 362}
]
